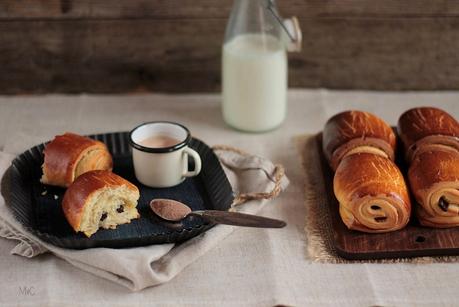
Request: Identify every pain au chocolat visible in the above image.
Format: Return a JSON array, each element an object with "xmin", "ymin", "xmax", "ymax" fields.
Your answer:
[
  {"xmin": 398, "ymin": 107, "xmax": 459, "ymax": 162},
  {"xmin": 323, "ymin": 110, "xmax": 411, "ymax": 233},
  {"xmin": 322, "ymin": 110, "xmax": 396, "ymax": 171},
  {"xmin": 41, "ymin": 133, "xmax": 113, "ymax": 187},
  {"xmin": 409, "ymin": 150, "xmax": 459, "ymax": 227},
  {"xmin": 62, "ymin": 170, "xmax": 140, "ymax": 237},
  {"xmin": 334, "ymin": 153, "xmax": 411, "ymax": 232},
  {"xmin": 398, "ymin": 107, "xmax": 459, "ymax": 228}
]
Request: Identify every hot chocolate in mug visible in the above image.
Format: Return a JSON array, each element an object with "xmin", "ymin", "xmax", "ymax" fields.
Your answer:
[{"xmin": 129, "ymin": 121, "xmax": 202, "ymax": 188}]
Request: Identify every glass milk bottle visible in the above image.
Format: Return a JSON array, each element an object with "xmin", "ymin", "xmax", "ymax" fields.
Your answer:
[{"xmin": 222, "ymin": 0, "xmax": 300, "ymax": 132}]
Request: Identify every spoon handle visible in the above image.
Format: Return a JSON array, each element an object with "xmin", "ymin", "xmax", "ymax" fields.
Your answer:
[{"xmin": 190, "ymin": 210, "xmax": 286, "ymax": 228}]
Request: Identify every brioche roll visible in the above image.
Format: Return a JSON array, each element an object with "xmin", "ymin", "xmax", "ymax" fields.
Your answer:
[
  {"xmin": 323, "ymin": 110, "xmax": 396, "ymax": 170},
  {"xmin": 334, "ymin": 153, "xmax": 411, "ymax": 233},
  {"xmin": 398, "ymin": 107, "xmax": 459, "ymax": 162},
  {"xmin": 41, "ymin": 132, "xmax": 113, "ymax": 187},
  {"xmin": 62, "ymin": 170, "xmax": 140, "ymax": 237},
  {"xmin": 408, "ymin": 149, "xmax": 459, "ymax": 228}
]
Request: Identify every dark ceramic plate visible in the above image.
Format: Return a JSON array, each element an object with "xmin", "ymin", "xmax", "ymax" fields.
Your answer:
[{"xmin": 7, "ymin": 132, "xmax": 234, "ymax": 249}]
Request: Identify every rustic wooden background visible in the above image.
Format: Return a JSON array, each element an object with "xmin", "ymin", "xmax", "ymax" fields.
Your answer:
[{"xmin": 1, "ymin": 0, "xmax": 458, "ymax": 94}]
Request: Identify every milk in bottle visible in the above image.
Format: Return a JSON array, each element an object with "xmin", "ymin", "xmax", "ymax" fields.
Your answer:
[
  {"xmin": 223, "ymin": 33, "xmax": 287, "ymax": 132},
  {"xmin": 222, "ymin": 0, "xmax": 292, "ymax": 132}
]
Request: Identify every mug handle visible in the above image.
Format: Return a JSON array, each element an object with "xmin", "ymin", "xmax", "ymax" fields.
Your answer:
[{"xmin": 182, "ymin": 147, "xmax": 202, "ymax": 177}]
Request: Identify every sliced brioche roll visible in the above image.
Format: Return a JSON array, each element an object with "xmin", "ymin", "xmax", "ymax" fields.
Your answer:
[
  {"xmin": 41, "ymin": 132, "xmax": 113, "ymax": 187},
  {"xmin": 62, "ymin": 170, "xmax": 140, "ymax": 237}
]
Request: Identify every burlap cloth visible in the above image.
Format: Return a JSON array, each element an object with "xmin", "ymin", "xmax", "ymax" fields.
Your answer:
[
  {"xmin": 297, "ymin": 133, "xmax": 459, "ymax": 264},
  {"xmin": 0, "ymin": 146, "xmax": 289, "ymax": 291}
]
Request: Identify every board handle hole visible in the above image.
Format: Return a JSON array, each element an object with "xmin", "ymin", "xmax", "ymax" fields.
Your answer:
[{"xmin": 415, "ymin": 236, "xmax": 426, "ymax": 243}]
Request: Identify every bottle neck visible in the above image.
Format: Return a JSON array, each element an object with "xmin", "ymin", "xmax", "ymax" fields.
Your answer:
[{"xmin": 225, "ymin": 0, "xmax": 282, "ymax": 43}]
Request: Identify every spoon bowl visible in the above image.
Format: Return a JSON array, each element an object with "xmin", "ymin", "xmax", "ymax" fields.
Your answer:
[{"xmin": 150, "ymin": 199, "xmax": 192, "ymax": 222}]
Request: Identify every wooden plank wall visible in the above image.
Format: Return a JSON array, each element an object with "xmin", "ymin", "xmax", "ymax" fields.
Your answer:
[{"xmin": 1, "ymin": 0, "xmax": 458, "ymax": 93}]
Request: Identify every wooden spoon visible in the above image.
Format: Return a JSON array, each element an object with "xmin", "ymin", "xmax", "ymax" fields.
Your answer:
[{"xmin": 150, "ymin": 199, "xmax": 286, "ymax": 228}]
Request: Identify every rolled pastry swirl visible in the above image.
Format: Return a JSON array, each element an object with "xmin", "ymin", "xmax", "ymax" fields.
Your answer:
[
  {"xmin": 323, "ymin": 110, "xmax": 396, "ymax": 171},
  {"xmin": 408, "ymin": 149, "xmax": 459, "ymax": 227},
  {"xmin": 398, "ymin": 107, "xmax": 459, "ymax": 162},
  {"xmin": 41, "ymin": 132, "xmax": 113, "ymax": 187},
  {"xmin": 334, "ymin": 153, "xmax": 411, "ymax": 233}
]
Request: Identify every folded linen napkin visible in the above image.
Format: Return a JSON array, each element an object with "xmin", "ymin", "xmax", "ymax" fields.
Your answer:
[{"xmin": 0, "ymin": 146, "xmax": 288, "ymax": 291}]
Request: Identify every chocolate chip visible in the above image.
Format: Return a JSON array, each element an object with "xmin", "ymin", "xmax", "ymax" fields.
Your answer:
[
  {"xmin": 371, "ymin": 205, "xmax": 381, "ymax": 210},
  {"xmin": 375, "ymin": 217, "xmax": 387, "ymax": 222},
  {"xmin": 117, "ymin": 205, "xmax": 124, "ymax": 213},
  {"xmin": 100, "ymin": 213, "xmax": 108, "ymax": 221},
  {"xmin": 439, "ymin": 197, "xmax": 449, "ymax": 212}
]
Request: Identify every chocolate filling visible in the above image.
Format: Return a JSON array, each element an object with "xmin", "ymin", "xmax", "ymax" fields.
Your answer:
[
  {"xmin": 117, "ymin": 205, "xmax": 124, "ymax": 213},
  {"xmin": 100, "ymin": 213, "xmax": 108, "ymax": 221},
  {"xmin": 371, "ymin": 205, "xmax": 381, "ymax": 210},
  {"xmin": 374, "ymin": 217, "xmax": 387, "ymax": 222},
  {"xmin": 439, "ymin": 197, "xmax": 449, "ymax": 212}
]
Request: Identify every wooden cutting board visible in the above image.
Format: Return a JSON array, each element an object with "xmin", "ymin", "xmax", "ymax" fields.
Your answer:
[{"xmin": 316, "ymin": 133, "xmax": 459, "ymax": 260}]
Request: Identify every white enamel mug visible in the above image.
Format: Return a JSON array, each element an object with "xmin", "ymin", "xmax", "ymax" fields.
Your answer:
[{"xmin": 129, "ymin": 121, "xmax": 202, "ymax": 188}]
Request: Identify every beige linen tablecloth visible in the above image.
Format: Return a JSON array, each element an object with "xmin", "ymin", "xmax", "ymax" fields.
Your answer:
[{"xmin": 0, "ymin": 90, "xmax": 458, "ymax": 306}]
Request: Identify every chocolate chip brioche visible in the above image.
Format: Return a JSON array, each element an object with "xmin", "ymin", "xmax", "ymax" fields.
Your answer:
[{"xmin": 62, "ymin": 170, "xmax": 140, "ymax": 237}]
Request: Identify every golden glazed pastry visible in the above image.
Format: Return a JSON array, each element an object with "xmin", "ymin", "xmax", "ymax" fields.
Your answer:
[
  {"xmin": 334, "ymin": 153, "xmax": 411, "ymax": 233},
  {"xmin": 41, "ymin": 132, "xmax": 113, "ymax": 187},
  {"xmin": 408, "ymin": 149, "xmax": 459, "ymax": 228},
  {"xmin": 323, "ymin": 110, "xmax": 396, "ymax": 171},
  {"xmin": 62, "ymin": 170, "xmax": 140, "ymax": 237},
  {"xmin": 397, "ymin": 107, "xmax": 459, "ymax": 162}
]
